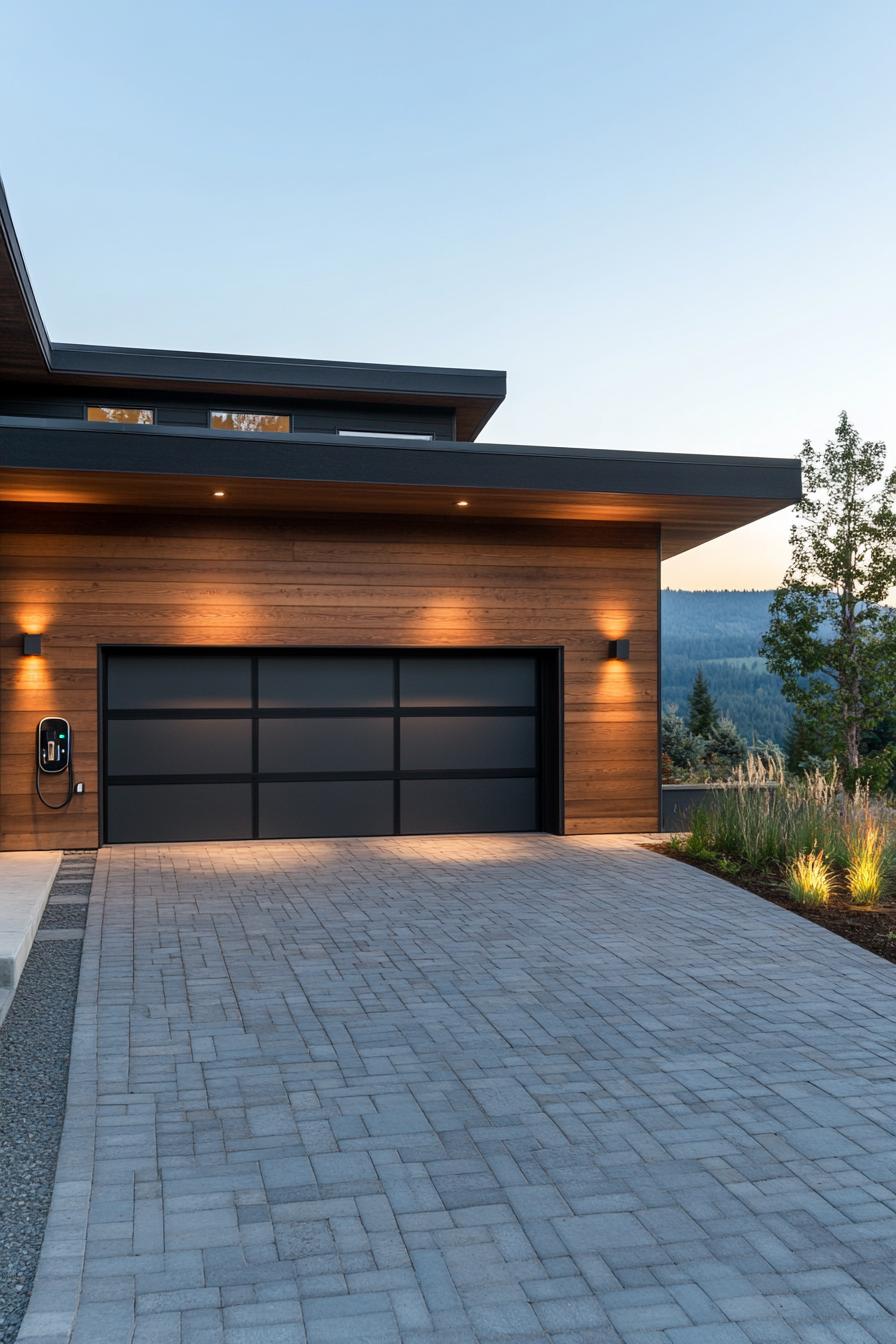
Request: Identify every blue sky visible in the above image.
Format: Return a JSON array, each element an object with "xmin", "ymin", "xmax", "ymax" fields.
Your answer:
[{"xmin": 3, "ymin": 0, "xmax": 895, "ymax": 588}]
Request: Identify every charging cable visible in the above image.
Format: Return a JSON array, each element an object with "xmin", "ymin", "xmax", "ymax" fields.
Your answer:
[{"xmin": 36, "ymin": 757, "xmax": 75, "ymax": 809}]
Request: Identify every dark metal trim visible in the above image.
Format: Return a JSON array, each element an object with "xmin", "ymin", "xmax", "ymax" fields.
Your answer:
[
  {"xmin": 392, "ymin": 660, "xmax": 401, "ymax": 834},
  {"xmin": 49, "ymin": 342, "xmax": 505, "ymax": 403},
  {"xmin": 656, "ymin": 534, "xmax": 663, "ymax": 832},
  {"xmin": 101, "ymin": 643, "xmax": 561, "ymax": 655},
  {"xmin": 0, "ymin": 417, "xmax": 802, "ymax": 502},
  {"xmin": 107, "ymin": 768, "xmax": 539, "ymax": 785},
  {"xmin": 105, "ymin": 706, "xmax": 538, "ymax": 719},
  {"xmin": 250, "ymin": 658, "xmax": 259, "ymax": 838},
  {"xmin": 538, "ymin": 647, "xmax": 564, "ymax": 835},
  {"xmin": 99, "ymin": 649, "xmax": 108, "ymax": 849}
]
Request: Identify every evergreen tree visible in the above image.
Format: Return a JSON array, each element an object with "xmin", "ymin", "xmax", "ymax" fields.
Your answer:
[
  {"xmin": 687, "ymin": 669, "xmax": 718, "ymax": 737},
  {"xmin": 661, "ymin": 709, "xmax": 705, "ymax": 770},
  {"xmin": 704, "ymin": 716, "xmax": 748, "ymax": 770}
]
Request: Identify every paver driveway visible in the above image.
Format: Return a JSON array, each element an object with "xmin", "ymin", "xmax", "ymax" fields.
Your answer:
[{"xmin": 20, "ymin": 835, "xmax": 896, "ymax": 1344}]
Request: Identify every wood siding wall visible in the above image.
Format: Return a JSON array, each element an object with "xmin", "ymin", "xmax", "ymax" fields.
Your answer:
[{"xmin": 0, "ymin": 508, "xmax": 659, "ymax": 849}]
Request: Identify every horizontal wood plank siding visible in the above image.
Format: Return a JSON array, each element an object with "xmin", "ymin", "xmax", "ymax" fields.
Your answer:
[{"xmin": 0, "ymin": 508, "xmax": 659, "ymax": 848}]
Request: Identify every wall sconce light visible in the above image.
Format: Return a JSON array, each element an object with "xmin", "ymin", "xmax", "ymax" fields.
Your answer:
[
  {"xmin": 608, "ymin": 638, "xmax": 629, "ymax": 660},
  {"xmin": 22, "ymin": 634, "xmax": 43, "ymax": 656}
]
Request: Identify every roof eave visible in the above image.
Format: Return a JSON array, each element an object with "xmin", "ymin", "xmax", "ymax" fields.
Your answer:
[
  {"xmin": 0, "ymin": 418, "xmax": 801, "ymax": 556},
  {"xmin": 0, "ymin": 176, "xmax": 52, "ymax": 375}
]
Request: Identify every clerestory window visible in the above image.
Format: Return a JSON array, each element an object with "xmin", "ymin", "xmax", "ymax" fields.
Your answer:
[
  {"xmin": 210, "ymin": 412, "xmax": 290, "ymax": 433},
  {"xmin": 87, "ymin": 406, "xmax": 154, "ymax": 424}
]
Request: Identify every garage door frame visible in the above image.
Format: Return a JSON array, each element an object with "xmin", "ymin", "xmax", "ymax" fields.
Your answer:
[{"xmin": 99, "ymin": 645, "xmax": 564, "ymax": 844}]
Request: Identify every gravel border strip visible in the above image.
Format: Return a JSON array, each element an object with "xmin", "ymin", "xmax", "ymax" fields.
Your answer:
[
  {"xmin": 35, "ymin": 906, "xmax": 87, "ymax": 931},
  {"xmin": 0, "ymin": 851, "xmax": 96, "ymax": 1344}
]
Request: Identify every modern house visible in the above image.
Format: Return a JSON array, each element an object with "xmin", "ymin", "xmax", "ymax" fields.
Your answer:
[{"xmin": 0, "ymin": 177, "xmax": 801, "ymax": 850}]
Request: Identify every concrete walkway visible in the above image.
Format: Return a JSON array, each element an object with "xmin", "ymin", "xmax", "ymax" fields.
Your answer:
[
  {"xmin": 0, "ymin": 849, "xmax": 61, "ymax": 1025},
  {"xmin": 18, "ymin": 835, "xmax": 896, "ymax": 1344}
]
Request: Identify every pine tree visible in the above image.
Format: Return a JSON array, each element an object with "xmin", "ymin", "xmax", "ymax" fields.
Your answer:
[
  {"xmin": 704, "ymin": 716, "xmax": 748, "ymax": 770},
  {"xmin": 661, "ymin": 709, "xmax": 705, "ymax": 770},
  {"xmin": 687, "ymin": 669, "xmax": 718, "ymax": 737}
]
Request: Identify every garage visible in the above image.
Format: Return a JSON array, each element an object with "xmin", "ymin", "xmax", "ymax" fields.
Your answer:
[{"xmin": 102, "ymin": 649, "xmax": 560, "ymax": 844}]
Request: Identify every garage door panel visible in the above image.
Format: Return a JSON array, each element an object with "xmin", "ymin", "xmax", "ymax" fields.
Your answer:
[
  {"xmin": 107, "ymin": 654, "xmax": 252, "ymax": 710},
  {"xmin": 259, "ymin": 781, "xmax": 394, "ymax": 838},
  {"xmin": 104, "ymin": 651, "xmax": 547, "ymax": 842},
  {"xmin": 399, "ymin": 655, "xmax": 535, "ymax": 707},
  {"xmin": 259, "ymin": 717, "xmax": 393, "ymax": 773},
  {"xmin": 258, "ymin": 655, "xmax": 393, "ymax": 708},
  {"xmin": 108, "ymin": 719, "xmax": 252, "ymax": 776},
  {"xmin": 107, "ymin": 783, "xmax": 252, "ymax": 843},
  {"xmin": 401, "ymin": 778, "xmax": 537, "ymax": 834},
  {"xmin": 400, "ymin": 716, "xmax": 536, "ymax": 772}
]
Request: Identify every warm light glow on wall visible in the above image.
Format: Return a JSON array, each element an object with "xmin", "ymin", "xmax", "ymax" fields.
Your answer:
[
  {"xmin": 417, "ymin": 594, "xmax": 484, "ymax": 645},
  {"xmin": 599, "ymin": 608, "xmax": 634, "ymax": 642},
  {"xmin": 18, "ymin": 610, "xmax": 49, "ymax": 637},
  {"xmin": 14, "ymin": 650, "xmax": 52, "ymax": 693},
  {"xmin": 169, "ymin": 586, "xmax": 264, "ymax": 644}
]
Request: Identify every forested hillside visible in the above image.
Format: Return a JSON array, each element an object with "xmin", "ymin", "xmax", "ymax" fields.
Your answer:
[{"xmin": 661, "ymin": 589, "xmax": 791, "ymax": 746}]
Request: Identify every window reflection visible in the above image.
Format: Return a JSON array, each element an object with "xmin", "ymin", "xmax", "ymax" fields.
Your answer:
[
  {"xmin": 211, "ymin": 412, "xmax": 290, "ymax": 433},
  {"xmin": 88, "ymin": 407, "xmax": 154, "ymax": 424}
]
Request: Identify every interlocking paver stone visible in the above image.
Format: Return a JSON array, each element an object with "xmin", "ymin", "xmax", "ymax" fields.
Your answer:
[{"xmin": 16, "ymin": 834, "xmax": 896, "ymax": 1342}]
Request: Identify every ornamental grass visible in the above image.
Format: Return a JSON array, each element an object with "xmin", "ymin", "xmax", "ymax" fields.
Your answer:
[
  {"xmin": 845, "ymin": 819, "xmax": 890, "ymax": 906},
  {"xmin": 684, "ymin": 756, "xmax": 895, "ymax": 904},
  {"xmin": 786, "ymin": 850, "xmax": 833, "ymax": 905}
]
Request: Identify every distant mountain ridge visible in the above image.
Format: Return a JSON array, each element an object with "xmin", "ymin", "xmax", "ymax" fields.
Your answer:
[{"xmin": 661, "ymin": 589, "xmax": 791, "ymax": 746}]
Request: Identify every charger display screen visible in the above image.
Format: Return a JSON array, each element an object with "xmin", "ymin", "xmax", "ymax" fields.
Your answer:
[{"xmin": 38, "ymin": 718, "xmax": 71, "ymax": 774}]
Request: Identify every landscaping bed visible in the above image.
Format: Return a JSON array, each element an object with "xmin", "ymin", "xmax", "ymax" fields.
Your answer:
[
  {"xmin": 652, "ymin": 756, "xmax": 896, "ymax": 965},
  {"xmin": 654, "ymin": 841, "xmax": 896, "ymax": 964}
]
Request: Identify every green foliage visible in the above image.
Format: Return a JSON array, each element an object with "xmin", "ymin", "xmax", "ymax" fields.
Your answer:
[
  {"xmin": 684, "ymin": 760, "xmax": 896, "ymax": 884},
  {"xmin": 662, "ymin": 708, "xmax": 751, "ymax": 781},
  {"xmin": 852, "ymin": 745, "xmax": 896, "ymax": 796},
  {"xmin": 785, "ymin": 710, "xmax": 830, "ymax": 774},
  {"xmin": 704, "ymin": 715, "xmax": 749, "ymax": 771},
  {"xmin": 714, "ymin": 855, "xmax": 742, "ymax": 877},
  {"xmin": 661, "ymin": 709, "xmax": 706, "ymax": 771},
  {"xmin": 861, "ymin": 715, "xmax": 896, "ymax": 792},
  {"xmin": 761, "ymin": 412, "xmax": 896, "ymax": 776},
  {"xmin": 662, "ymin": 589, "xmax": 792, "ymax": 746},
  {"xmin": 682, "ymin": 837, "xmax": 718, "ymax": 863},
  {"xmin": 687, "ymin": 669, "xmax": 718, "ymax": 736}
]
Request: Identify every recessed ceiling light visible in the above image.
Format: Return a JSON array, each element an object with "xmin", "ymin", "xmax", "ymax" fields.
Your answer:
[
  {"xmin": 213, "ymin": 490, "xmax": 226, "ymax": 498},
  {"xmin": 455, "ymin": 499, "xmax": 470, "ymax": 508}
]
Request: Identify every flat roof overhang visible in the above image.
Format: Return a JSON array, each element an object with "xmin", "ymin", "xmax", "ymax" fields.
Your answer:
[
  {"xmin": 0, "ymin": 418, "xmax": 800, "ymax": 559},
  {"xmin": 37, "ymin": 347, "xmax": 505, "ymax": 441}
]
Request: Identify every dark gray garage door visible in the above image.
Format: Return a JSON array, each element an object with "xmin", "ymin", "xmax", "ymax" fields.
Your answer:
[{"xmin": 103, "ymin": 650, "xmax": 554, "ymax": 844}]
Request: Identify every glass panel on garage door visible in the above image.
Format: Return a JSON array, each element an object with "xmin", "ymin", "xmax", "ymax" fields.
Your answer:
[{"xmin": 104, "ymin": 651, "xmax": 547, "ymax": 844}]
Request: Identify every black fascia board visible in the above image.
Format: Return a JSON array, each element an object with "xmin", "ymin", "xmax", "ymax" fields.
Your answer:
[
  {"xmin": 0, "ymin": 417, "xmax": 802, "ymax": 502},
  {"xmin": 48, "ymin": 342, "xmax": 506, "ymax": 404}
]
